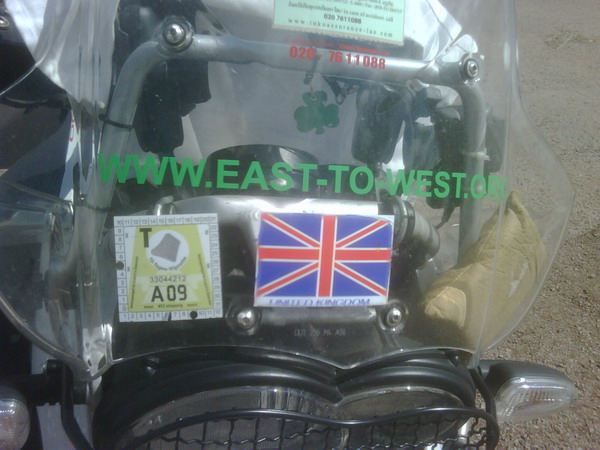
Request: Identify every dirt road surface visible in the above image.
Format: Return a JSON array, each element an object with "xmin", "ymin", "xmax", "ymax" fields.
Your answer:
[{"xmin": 492, "ymin": 0, "xmax": 600, "ymax": 447}]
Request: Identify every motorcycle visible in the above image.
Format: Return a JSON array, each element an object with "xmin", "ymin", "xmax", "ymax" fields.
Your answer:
[{"xmin": 0, "ymin": 0, "xmax": 577, "ymax": 448}]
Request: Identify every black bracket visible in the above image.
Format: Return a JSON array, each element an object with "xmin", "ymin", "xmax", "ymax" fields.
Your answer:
[{"xmin": 60, "ymin": 362, "xmax": 93, "ymax": 450}]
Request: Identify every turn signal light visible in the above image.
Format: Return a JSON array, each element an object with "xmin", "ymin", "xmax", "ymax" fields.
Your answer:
[
  {"xmin": 0, "ymin": 395, "xmax": 30, "ymax": 450},
  {"xmin": 495, "ymin": 376, "xmax": 577, "ymax": 422}
]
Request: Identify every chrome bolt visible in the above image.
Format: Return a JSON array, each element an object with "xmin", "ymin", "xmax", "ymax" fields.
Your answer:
[
  {"xmin": 236, "ymin": 308, "xmax": 257, "ymax": 331},
  {"xmin": 0, "ymin": 16, "xmax": 9, "ymax": 29},
  {"xmin": 463, "ymin": 58, "xmax": 480, "ymax": 80},
  {"xmin": 385, "ymin": 307, "xmax": 403, "ymax": 328},
  {"xmin": 163, "ymin": 23, "xmax": 186, "ymax": 46}
]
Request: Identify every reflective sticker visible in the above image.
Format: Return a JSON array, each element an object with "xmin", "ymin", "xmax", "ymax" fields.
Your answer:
[
  {"xmin": 255, "ymin": 213, "xmax": 393, "ymax": 307},
  {"xmin": 273, "ymin": 0, "xmax": 405, "ymax": 45},
  {"xmin": 114, "ymin": 214, "xmax": 222, "ymax": 322}
]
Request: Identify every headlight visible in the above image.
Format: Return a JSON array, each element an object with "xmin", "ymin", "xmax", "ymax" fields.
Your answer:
[
  {"xmin": 116, "ymin": 386, "xmax": 492, "ymax": 450},
  {"xmin": 118, "ymin": 386, "xmax": 341, "ymax": 448},
  {"xmin": 337, "ymin": 387, "xmax": 463, "ymax": 446},
  {"xmin": 338, "ymin": 386, "xmax": 462, "ymax": 417},
  {"xmin": 93, "ymin": 353, "xmax": 497, "ymax": 449}
]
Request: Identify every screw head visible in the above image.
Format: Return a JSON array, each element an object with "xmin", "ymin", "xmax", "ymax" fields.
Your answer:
[
  {"xmin": 163, "ymin": 23, "xmax": 186, "ymax": 46},
  {"xmin": 463, "ymin": 58, "xmax": 480, "ymax": 80},
  {"xmin": 385, "ymin": 307, "xmax": 403, "ymax": 328},
  {"xmin": 0, "ymin": 16, "xmax": 10, "ymax": 29},
  {"xmin": 236, "ymin": 308, "xmax": 257, "ymax": 331}
]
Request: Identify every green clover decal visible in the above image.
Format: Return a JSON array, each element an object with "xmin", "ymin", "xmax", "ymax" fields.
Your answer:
[{"xmin": 294, "ymin": 91, "xmax": 340, "ymax": 134}]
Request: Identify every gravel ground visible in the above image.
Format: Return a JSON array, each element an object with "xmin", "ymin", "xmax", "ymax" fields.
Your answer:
[{"xmin": 490, "ymin": 0, "xmax": 600, "ymax": 447}]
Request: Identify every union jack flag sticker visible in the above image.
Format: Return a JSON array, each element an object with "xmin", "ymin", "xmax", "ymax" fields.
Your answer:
[{"xmin": 254, "ymin": 213, "xmax": 393, "ymax": 307}]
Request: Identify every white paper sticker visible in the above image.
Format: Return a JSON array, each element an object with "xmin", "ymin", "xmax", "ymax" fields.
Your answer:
[
  {"xmin": 273, "ymin": 0, "xmax": 405, "ymax": 45},
  {"xmin": 114, "ymin": 214, "xmax": 222, "ymax": 322}
]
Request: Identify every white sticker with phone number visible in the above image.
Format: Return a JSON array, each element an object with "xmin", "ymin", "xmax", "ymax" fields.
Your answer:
[
  {"xmin": 114, "ymin": 214, "xmax": 222, "ymax": 322},
  {"xmin": 273, "ymin": 0, "xmax": 405, "ymax": 44}
]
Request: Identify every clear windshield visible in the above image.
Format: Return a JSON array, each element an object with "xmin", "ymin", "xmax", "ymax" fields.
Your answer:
[{"xmin": 0, "ymin": 0, "xmax": 573, "ymax": 378}]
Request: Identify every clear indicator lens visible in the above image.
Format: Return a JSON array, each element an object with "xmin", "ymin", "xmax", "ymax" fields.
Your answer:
[
  {"xmin": 0, "ymin": 399, "xmax": 30, "ymax": 450},
  {"xmin": 495, "ymin": 377, "xmax": 577, "ymax": 422}
]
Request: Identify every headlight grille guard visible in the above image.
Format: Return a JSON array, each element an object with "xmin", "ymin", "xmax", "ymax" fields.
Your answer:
[
  {"xmin": 92, "ymin": 350, "xmax": 498, "ymax": 449},
  {"xmin": 124, "ymin": 406, "xmax": 499, "ymax": 449}
]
